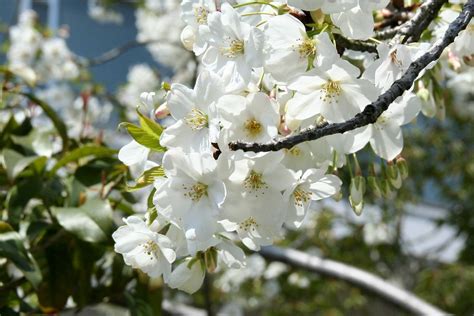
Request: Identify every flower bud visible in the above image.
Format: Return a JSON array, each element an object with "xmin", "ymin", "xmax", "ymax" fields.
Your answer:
[
  {"xmin": 367, "ymin": 176, "xmax": 383, "ymax": 199},
  {"xmin": 386, "ymin": 163, "xmax": 402, "ymax": 189},
  {"xmin": 349, "ymin": 176, "xmax": 366, "ymax": 216},
  {"xmin": 396, "ymin": 157, "xmax": 408, "ymax": 180},
  {"xmin": 381, "ymin": 179, "xmax": 395, "ymax": 199},
  {"xmin": 180, "ymin": 25, "xmax": 195, "ymax": 51},
  {"xmin": 155, "ymin": 102, "xmax": 169, "ymax": 119}
]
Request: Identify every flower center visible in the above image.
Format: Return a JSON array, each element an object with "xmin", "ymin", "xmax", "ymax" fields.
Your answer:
[
  {"xmin": 298, "ymin": 38, "xmax": 316, "ymax": 59},
  {"xmin": 239, "ymin": 216, "xmax": 259, "ymax": 232},
  {"xmin": 293, "ymin": 185, "xmax": 312, "ymax": 207},
  {"xmin": 286, "ymin": 146, "xmax": 302, "ymax": 157},
  {"xmin": 390, "ymin": 50, "xmax": 403, "ymax": 67},
  {"xmin": 321, "ymin": 80, "xmax": 342, "ymax": 103},
  {"xmin": 244, "ymin": 170, "xmax": 268, "ymax": 192},
  {"xmin": 221, "ymin": 39, "xmax": 245, "ymax": 58},
  {"xmin": 243, "ymin": 118, "xmax": 262, "ymax": 138},
  {"xmin": 375, "ymin": 114, "xmax": 388, "ymax": 127},
  {"xmin": 141, "ymin": 240, "xmax": 159, "ymax": 260},
  {"xmin": 183, "ymin": 182, "xmax": 208, "ymax": 201},
  {"xmin": 194, "ymin": 6, "xmax": 208, "ymax": 25},
  {"xmin": 185, "ymin": 108, "xmax": 208, "ymax": 130}
]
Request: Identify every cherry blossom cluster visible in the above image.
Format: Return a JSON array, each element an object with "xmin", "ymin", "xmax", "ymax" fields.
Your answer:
[
  {"xmin": 113, "ymin": 0, "xmax": 473, "ymax": 293},
  {"xmin": 7, "ymin": 11, "xmax": 79, "ymax": 85}
]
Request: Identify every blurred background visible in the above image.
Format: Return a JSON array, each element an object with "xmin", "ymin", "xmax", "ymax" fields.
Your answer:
[{"xmin": 0, "ymin": 0, "xmax": 473, "ymax": 315}]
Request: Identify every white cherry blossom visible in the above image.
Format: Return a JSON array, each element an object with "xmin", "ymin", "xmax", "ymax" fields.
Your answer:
[
  {"xmin": 287, "ymin": 59, "xmax": 378, "ymax": 122},
  {"xmin": 112, "ymin": 216, "xmax": 176, "ymax": 279},
  {"xmin": 154, "ymin": 149, "xmax": 226, "ymax": 252},
  {"xmin": 160, "ymin": 70, "xmax": 224, "ymax": 152}
]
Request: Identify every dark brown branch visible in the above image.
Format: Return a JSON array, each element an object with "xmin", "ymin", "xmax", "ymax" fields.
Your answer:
[
  {"xmin": 259, "ymin": 246, "xmax": 446, "ymax": 315},
  {"xmin": 395, "ymin": 0, "xmax": 447, "ymax": 44},
  {"xmin": 334, "ymin": 34, "xmax": 378, "ymax": 54},
  {"xmin": 375, "ymin": 0, "xmax": 446, "ymax": 41},
  {"xmin": 229, "ymin": 0, "xmax": 473, "ymax": 152}
]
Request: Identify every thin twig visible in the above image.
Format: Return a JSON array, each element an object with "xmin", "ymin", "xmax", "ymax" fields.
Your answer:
[
  {"xmin": 76, "ymin": 39, "xmax": 159, "ymax": 67},
  {"xmin": 259, "ymin": 246, "xmax": 446, "ymax": 315},
  {"xmin": 229, "ymin": 1, "xmax": 473, "ymax": 152},
  {"xmin": 334, "ymin": 34, "xmax": 378, "ymax": 54}
]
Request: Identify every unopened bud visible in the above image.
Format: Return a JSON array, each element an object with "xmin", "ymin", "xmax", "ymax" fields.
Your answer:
[
  {"xmin": 349, "ymin": 176, "xmax": 366, "ymax": 215},
  {"xmin": 155, "ymin": 102, "xmax": 169, "ymax": 119},
  {"xmin": 367, "ymin": 176, "xmax": 383, "ymax": 199},
  {"xmin": 381, "ymin": 179, "xmax": 395, "ymax": 199},
  {"xmin": 396, "ymin": 157, "xmax": 409, "ymax": 180},
  {"xmin": 387, "ymin": 163, "xmax": 402, "ymax": 189},
  {"xmin": 350, "ymin": 198, "xmax": 364, "ymax": 216}
]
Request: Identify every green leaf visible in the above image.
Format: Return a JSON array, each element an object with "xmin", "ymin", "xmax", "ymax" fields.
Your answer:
[
  {"xmin": 0, "ymin": 221, "xmax": 14, "ymax": 233},
  {"xmin": 75, "ymin": 158, "xmax": 121, "ymax": 187},
  {"xmin": 0, "ymin": 231, "xmax": 42, "ymax": 288},
  {"xmin": 52, "ymin": 198, "xmax": 114, "ymax": 243},
  {"xmin": 36, "ymin": 230, "xmax": 75, "ymax": 311},
  {"xmin": 0, "ymin": 115, "xmax": 19, "ymax": 148},
  {"xmin": 126, "ymin": 166, "xmax": 165, "ymax": 192},
  {"xmin": 49, "ymin": 145, "xmax": 117, "ymax": 176},
  {"xmin": 2, "ymin": 149, "xmax": 46, "ymax": 179},
  {"xmin": 20, "ymin": 93, "xmax": 69, "ymax": 153},
  {"xmin": 119, "ymin": 123, "xmax": 165, "ymax": 152},
  {"xmin": 6, "ymin": 177, "xmax": 42, "ymax": 228},
  {"xmin": 137, "ymin": 109, "xmax": 163, "ymax": 137}
]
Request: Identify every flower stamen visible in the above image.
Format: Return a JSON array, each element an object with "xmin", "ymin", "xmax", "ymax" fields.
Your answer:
[
  {"xmin": 220, "ymin": 39, "xmax": 245, "ymax": 58},
  {"xmin": 321, "ymin": 80, "xmax": 342, "ymax": 103},
  {"xmin": 244, "ymin": 170, "xmax": 268, "ymax": 192},
  {"xmin": 184, "ymin": 108, "xmax": 208, "ymax": 130},
  {"xmin": 183, "ymin": 182, "xmax": 208, "ymax": 201},
  {"xmin": 293, "ymin": 185, "xmax": 311, "ymax": 207},
  {"xmin": 194, "ymin": 6, "xmax": 209, "ymax": 25},
  {"xmin": 243, "ymin": 118, "xmax": 262, "ymax": 138}
]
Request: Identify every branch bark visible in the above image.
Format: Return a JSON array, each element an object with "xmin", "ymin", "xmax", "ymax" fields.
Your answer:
[
  {"xmin": 375, "ymin": 0, "xmax": 446, "ymax": 41},
  {"xmin": 259, "ymin": 246, "xmax": 446, "ymax": 315},
  {"xmin": 229, "ymin": 0, "xmax": 473, "ymax": 152},
  {"xmin": 334, "ymin": 34, "xmax": 378, "ymax": 53},
  {"xmin": 393, "ymin": 0, "xmax": 448, "ymax": 44}
]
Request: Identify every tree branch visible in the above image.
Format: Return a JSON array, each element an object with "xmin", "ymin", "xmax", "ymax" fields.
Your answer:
[
  {"xmin": 393, "ymin": 0, "xmax": 447, "ymax": 44},
  {"xmin": 229, "ymin": 0, "xmax": 473, "ymax": 152},
  {"xmin": 75, "ymin": 39, "xmax": 159, "ymax": 67},
  {"xmin": 376, "ymin": 0, "xmax": 446, "ymax": 41},
  {"xmin": 259, "ymin": 246, "xmax": 446, "ymax": 315},
  {"xmin": 334, "ymin": 34, "xmax": 378, "ymax": 54}
]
